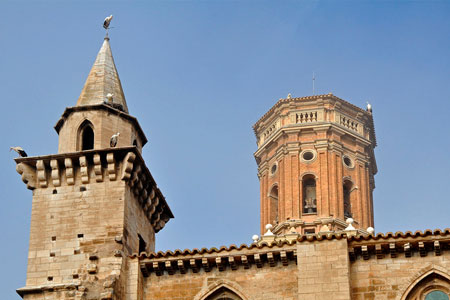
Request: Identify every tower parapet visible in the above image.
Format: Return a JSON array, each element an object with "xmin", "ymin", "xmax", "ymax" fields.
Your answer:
[{"xmin": 254, "ymin": 93, "xmax": 377, "ymax": 235}]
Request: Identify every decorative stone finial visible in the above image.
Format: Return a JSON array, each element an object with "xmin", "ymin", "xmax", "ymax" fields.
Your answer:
[
  {"xmin": 367, "ymin": 227, "xmax": 375, "ymax": 234},
  {"xmin": 344, "ymin": 218, "xmax": 355, "ymax": 231},
  {"xmin": 252, "ymin": 235, "xmax": 259, "ymax": 243},
  {"xmin": 319, "ymin": 224, "xmax": 330, "ymax": 232},
  {"xmin": 264, "ymin": 224, "xmax": 274, "ymax": 236}
]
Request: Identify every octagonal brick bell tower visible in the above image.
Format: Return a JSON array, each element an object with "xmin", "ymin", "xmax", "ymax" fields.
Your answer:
[{"xmin": 253, "ymin": 93, "xmax": 377, "ymax": 235}]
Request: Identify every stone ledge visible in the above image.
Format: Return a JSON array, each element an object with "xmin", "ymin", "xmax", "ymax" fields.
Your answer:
[{"xmin": 17, "ymin": 282, "xmax": 80, "ymax": 297}]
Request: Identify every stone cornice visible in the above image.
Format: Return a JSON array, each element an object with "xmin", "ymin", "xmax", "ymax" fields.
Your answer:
[
  {"xmin": 272, "ymin": 218, "xmax": 349, "ymax": 235},
  {"xmin": 254, "ymin": 122, "xmax": 372, "ymax": 158},
  {"xmin": 135, "ymin": 243, "xmax": 298, "ymax": 277},
  {"xmin": 14, "ymin": 146, "xmax": 173, "ymax": 233},
  {"xmin": 17, "ymin": 282, "xmax": 80, "ymax": 297},
  {"xmin": 254, "ymin": 123, "xmax": 372, "ymax": 160},
  {"xmin": 348, "ymin": 229, "xmax": 450, "ymax": 261}
]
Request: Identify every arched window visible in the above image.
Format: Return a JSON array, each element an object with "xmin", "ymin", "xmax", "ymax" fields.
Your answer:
[
  {"xmin": 78, "ymin": 120, "xmax": 94, "ymax": 151},
  {"xmin": 343, "ymin": 180, "xmax": 353, "ymax": 218},
  {"xmin": 205, "ymin": 287, "xmax": 243, "ymax": 300},
  {"xmin": 425, "ymin": 291, "xmax": 449, "ymax": 300},
  {"xmin": 269, "ymin": 185, "xmax": 279, "ymax": 225},
  {"xmin": 302, "ymin": 175, "xmax": 317, "ymax": 214},
  {"xmin": 403, "ymin": 271, "xmax": 450, "ymax": 300}
]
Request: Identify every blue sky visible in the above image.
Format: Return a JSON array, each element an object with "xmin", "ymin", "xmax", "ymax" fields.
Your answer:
[{"xmin": 1, "ymin": 0, "xmax": 449, "ymax": 298}]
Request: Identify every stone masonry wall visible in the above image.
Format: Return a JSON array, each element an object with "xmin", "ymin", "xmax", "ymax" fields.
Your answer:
[
  {"xmin": 57, "ymin": 109, "xmax": 143, "ymax": 154},
  {"xmin": 25, "ymin": 180, "xmax": 126, "ymax": 289},
  {"xmin": 350, "ymin": 245, "xmax": 450, "ymax": 300},
  {"xmin": 123, "ymin": 187, "xmax": 155, "ymax": 255},
  {"xmin": 16, "ymin": 148, "xmax": 172, "ymax": 300},
  {"xmin": 297, "ymin": 238, "xmax": 352, "ymax": 300},
  {"xmin": 142, "ymin": 261, "xmax": 298, "ymax": 300}
]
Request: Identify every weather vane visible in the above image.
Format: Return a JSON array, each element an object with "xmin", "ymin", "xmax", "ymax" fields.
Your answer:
[
  {"xmin": 103, "ymin": 15, "xmax": 113, "ymax": 37},
  {"xmin": 312, "ymin": 72, "xmax": 316, "ymax": 95}
]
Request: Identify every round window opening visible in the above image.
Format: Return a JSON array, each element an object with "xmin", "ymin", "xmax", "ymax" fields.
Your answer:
[
  {"xmin": 271, "ymin": 164, "xmax": 278, "ymax": 175},
  {"xmin": 303, "ymin": 151, "xmax": 315, "ymax": 161},
  {"xmin": 343, "ymin": 156, "xmax": 354, "ymax": 168}
]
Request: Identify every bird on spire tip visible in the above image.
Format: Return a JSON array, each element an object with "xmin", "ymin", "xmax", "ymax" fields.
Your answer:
[
  {"xmin": 103, "ymin": 15, "xmax": 113, "ymax": 39},
  {"xmin": 366, "ymin": 101, "xmax": 372, "ymax": 113},
  {"xmin": 103, "ymin": 15, "xmax": 113, "ymax": 30}
]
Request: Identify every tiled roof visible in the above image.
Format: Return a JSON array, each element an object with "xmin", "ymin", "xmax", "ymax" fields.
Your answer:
[
  {"xmin": 130, "ymin": 241, "xmax": 296, "ymax": 259},
  {"xmin": 132, "ymin": 229, "xmax": 450, "ymax": 259}
]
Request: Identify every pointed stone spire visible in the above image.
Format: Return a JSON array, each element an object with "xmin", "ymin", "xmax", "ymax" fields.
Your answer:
[{"xmin": 76, "ymin": 36, "xmax": 129, "ymax": 113}]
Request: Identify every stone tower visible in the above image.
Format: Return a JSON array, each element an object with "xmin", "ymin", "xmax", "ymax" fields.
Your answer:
[
  {"xmin": 15, "ymin": 36, "xmax": 173, "ymax": 299},
  {"xmin": 253, "ymin": 94, "xmax": 376, "ymax": 235}
]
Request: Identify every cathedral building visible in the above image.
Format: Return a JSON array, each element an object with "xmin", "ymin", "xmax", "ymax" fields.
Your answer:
[{"xmin": 14, "ymin": 36, "xmax": 450, "ymax": 300}]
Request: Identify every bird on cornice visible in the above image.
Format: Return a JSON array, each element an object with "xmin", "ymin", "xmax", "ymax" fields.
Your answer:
[{"xmin": 10, "ymin": 146, "xmax": 28, "ymax": 157}]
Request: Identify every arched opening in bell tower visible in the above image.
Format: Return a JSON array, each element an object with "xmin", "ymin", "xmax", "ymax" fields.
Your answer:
[
  {"xmin": 343, "ymin": 180, "xmax": 353, "ymax": 218},
  {"xmin": 78, "ymin": 120, "xmax": 94, "ymax": 151},
  {"xmin": 302, "ymin": 175, "xmax": 317, "ymax": 214},
  {"xmin": 269, "ymin": 185, "xmax": 279, "ymax": 225}
]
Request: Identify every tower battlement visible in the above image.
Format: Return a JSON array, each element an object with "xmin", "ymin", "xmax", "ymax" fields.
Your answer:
[{"xmin": 15, "ymin": 147, "xmax": 172, "ymax": 233}]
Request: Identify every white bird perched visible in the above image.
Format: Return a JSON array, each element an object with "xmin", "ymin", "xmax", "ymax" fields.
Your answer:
[
  {"xmin": 106, "ymin": 93, "xmax": 114, "ymax": 104},
  {"xmin": 110, "ymin": 133, "xmax": 120, "ymax": 147},
  {"xmin": 366, "ymin": 102, "xmax": 372, "ymax": 113},
  {"xmin": 103, "ymin": 15, "xmax": 113, "ymax": 29},
  {"xmin": 10, "ymin": 146, "xmax": 28, "ymax": 157}
]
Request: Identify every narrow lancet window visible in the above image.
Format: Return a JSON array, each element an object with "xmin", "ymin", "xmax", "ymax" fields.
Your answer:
[
  {"xmin": 302, "ymin": 175, "xmax": 317, "ymax": 214},
  {"xmin": 343, "ymin": 180, "xmax": 353, "ymax": 218},
  {"xmin": 79, "ymin": 120, "xmax": 94, "ymax": 151},
  {"xmin": 269, "ymin": 185, "xmax": 279, "ymax": 225}
]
